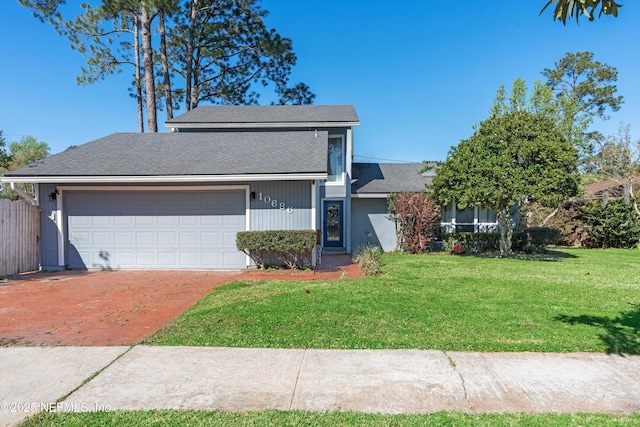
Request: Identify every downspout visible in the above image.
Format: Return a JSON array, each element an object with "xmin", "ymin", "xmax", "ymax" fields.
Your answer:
[{"xmin": 10, "ymin": 182, "xmax": 38, "ymax": 206}]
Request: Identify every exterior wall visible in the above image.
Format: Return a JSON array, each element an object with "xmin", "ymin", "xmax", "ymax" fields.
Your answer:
[
  {"xmin": 249, "ymin": 180, "xmax": 312, "ymax": 230},
  {"xmin": 38, "ymin": 183, "xmax": 61, "ymax": 270},
  {"xmin": 351, "ymin": 198, "xmax": 397, "ymax": 252},
  {"xmin": 37, "ymin": 181, "xmax": 313, "ymax": 270}
]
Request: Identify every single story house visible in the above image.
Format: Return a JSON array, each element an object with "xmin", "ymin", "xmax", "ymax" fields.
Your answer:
[{"xmin": 2, "ymin": 104, "xmax": 498, "ymax": 270}]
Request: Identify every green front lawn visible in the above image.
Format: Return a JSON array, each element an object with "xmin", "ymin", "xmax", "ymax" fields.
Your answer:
[
  {"xmin": 146, "ymin": 248, "xmax": 640, "ymax": 353},
  {"xmin": 20, "ymin": 409, "xmax": 640, "ymax": 427}
]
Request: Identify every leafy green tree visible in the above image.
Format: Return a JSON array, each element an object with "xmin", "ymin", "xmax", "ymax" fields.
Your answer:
[
  {"xmin": 586, "ymin": 123, "xmax": 640, "ymax": 215},
  {"xmin": 20, "ymin": 0, "xmax": 314, "ymax": 131},
  {"xmin": 541, "ymin": 0, "xmax": 622, "ymax": 24},
  {"xmin": 171, "ymin": 0, "xmax": 314, "ymax": 110},
  {"xmin": 430, "ymin": 111, "xmax": 580, "ymax": 257},
  {"xmin": 0, "ymin": 131, "xmax": 11, "ymax": 171},
  {"xmin": 542, "ymin": 52, "xmax": 623, "ymax": 163},
  {"xmin": 8, "ymin": 136, "xmax": 50, "ymax": 169},
  {"xmin": 1, "ymin": 136, "xmax": 51, "ymax": 199},
  {"xmin": 580, "ymin": 199, "xmax": 639, "ymax": 248},
  {"xmin": 490, "ymin": 78, "xmax": 560, "ymax": 118}
]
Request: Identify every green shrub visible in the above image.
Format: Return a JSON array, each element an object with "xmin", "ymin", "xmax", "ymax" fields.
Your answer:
[
  {"xmin": 441, "ymin": 232, "xmax": 500, "ymax": 253},
  {"xmin": 512, "ymin": 227, "xmax": 562, "ymax": 253},
  {"xmin": 579, "ymin": 199, "xmax": 640, "ymax": 249},
  {"xmin": 352, "ymin": 245, "xmax": 383, "ymax": 276},
  {"xmin": 236, "ymin": 230, "xmax": 317, "ymax": 269}
]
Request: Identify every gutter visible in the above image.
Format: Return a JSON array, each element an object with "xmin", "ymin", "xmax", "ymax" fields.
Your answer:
[
  {"xmin": 9, "ymin": 182, "xmax": 38, "ymax": 205},
  {"xmin": 0, "ymin": 173, "xmax": 328, "ymax": 184}
]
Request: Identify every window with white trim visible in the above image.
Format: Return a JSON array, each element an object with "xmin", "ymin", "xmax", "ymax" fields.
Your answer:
[{"xmin": 327, "ymin": 135, "xmax": 344, "ymax": 183}]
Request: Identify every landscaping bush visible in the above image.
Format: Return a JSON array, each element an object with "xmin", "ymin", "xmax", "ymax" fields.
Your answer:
[
  {"xmin": 389, "ymin": 192, "xmax": 441, "ymax": 253},
  {"xmin": 352, "ymin": 245, "xmax": 383, "ymax": 276},
  {"xmin": 521, "ymin": 202, "xmax": 590, "ymax": 246},
  {"xmin": 236, "ymin": 230, "xmax": 316, "ymax": 269},
  {"xmin": 579, "ymin": 199, "xmax": 640, "ymax": 249},
  {"xmin": 512, "ymin": 227, "xmax": 562, "ymax": 253},
  {"xmin": 441, "ymin": 232, "xmax": 500, "ymax": 254}
]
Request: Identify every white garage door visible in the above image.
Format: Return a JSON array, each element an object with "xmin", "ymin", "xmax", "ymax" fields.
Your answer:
[{"xmin": 65, "ymin": 189, "xmax": 247, "ymax": 269}]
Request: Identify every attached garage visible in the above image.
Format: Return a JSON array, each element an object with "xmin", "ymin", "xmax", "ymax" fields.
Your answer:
[{"xmin": 64, "ymin": 188, "xmax": 247, "ymax": 270}]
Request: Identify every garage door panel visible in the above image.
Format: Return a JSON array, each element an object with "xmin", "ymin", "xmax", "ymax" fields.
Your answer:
[
  {"xmin": 201, "ymin": 216, "xmax": 221, "ymax": 226},
  {"xmin": 157, "ymin": 216, "xmax": 177, "ymax": 226},
  {"xmin": 179, "ymin": 252, "xmax": 199, "ymax": 266},
  {"xmin": 66, "ymin": 190, "xmax": 246, "ymax": 269},
  {"xmin": 136, "ymin": 252, "xmax": 155, "ymax": 266},
  {"xmin": 223, "ymin": 215, "xmax": 243, "ymax": 226},
  {"xmin": 135, "ymin": 216, "xmax": 155, "ymax": 226},
  {"xmin": 158, "ymin": 252, "xmax": 176, "ymax": 265},
  {"xmin": 222, "ymin": 231, "xmax": 238, "ymax": 245},
  {"xmin": 115, "ymin": 252, "xmax": 134, "ymax": 267},
  {"xmin": 93, "ymin": 232, "xmax": 112, "ymax": 246},
  {"xmin": 202, "ymin": 252, "xmax": 220, "ymax": 265},
  {"xmin": 158, "ymin": 232, "xmax": 177, "ymax": 245},
  {"xmin": 201, "ymin": 232, "xmax": 220, "ymax": 246},
  {"xmin": 179, "ymin": 216, "xmax": 198, "ymax": 226},
  {"xmin": 136, "ymin": 232, "xmax": 155, "ymax": 246}
]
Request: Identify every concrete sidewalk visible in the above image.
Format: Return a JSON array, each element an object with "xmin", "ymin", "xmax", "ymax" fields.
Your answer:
[{"xmin": 2, "ymin": 346, "xmax": 640, "ymax": 426}]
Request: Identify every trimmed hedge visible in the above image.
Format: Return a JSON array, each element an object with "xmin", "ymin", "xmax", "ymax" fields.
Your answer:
[
  {"xmin": 512, "ymin": 227, "xmax": 562, "ymax": 253},
  {"xmin": 441, "ymin": 228, "xmax": 561, "ymax": 254},
  {"xmin": 441, "ymin": 232, "xmax": 501, "ymax": 253},
  {"xmin": 236, "ymin": 230, "xmax": 317, "ymax": 269}
]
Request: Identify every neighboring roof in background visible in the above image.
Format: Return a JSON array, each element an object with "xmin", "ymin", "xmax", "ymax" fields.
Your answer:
[
  {"xmin": 351, "ymin": 162, "xmax": 432, "ymax": 196},
  {"xmin": 584, "ymin": 177, "xmax": 640, "ymax": 198},
  {"xmin": 165, "ymin": 105, "xmax": 360, "ymax": 128},
  {"xmin": 4, "ymin": 131, "xmax": 328, "ymax": 181}
]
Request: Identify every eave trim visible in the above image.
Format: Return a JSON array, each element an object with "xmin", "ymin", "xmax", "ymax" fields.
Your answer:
[
  {"xmin": 1, "ymin": 173, "xmax": 327, "ymax": 184},
  {"xmin": 165, "ymin": 121, "xmax": 360, "ymax": 129}
]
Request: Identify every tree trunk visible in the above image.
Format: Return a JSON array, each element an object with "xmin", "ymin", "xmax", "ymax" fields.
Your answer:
[
  {"xmin": 140, "ymin": 2, "xmax": 157, "ymax": 132},
  {"xmin": 496, "ymin": 206, "xmax": 513, "ymax": 257},
  {"xmin": 184, "ymin": 0, "xmax": 198, "ymax": 112},
  {"xmin": 543, "ymin": 206, "xmax": 560, "ymax": 226},
  {"xmin": 159, "ymin": 9, "xmax": 173, "ymax": 121},
  {"xmin": 133, "ymin": 16, "xmax": 144, "ymax": 132}
]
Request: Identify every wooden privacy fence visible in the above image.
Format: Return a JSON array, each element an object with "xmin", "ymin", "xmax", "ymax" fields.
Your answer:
[{"xmin": 0, "ymin": 199, "xmax": 40, "ymax": 277}]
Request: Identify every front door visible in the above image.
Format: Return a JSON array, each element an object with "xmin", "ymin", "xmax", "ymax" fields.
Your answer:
[{"xmin": 323, "ymin": 200, "xmax": 343, "ymax": 247}]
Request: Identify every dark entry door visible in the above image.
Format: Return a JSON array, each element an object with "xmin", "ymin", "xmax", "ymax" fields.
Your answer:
[{"xmin": 323, "ymin": 200, "xmax": 343, "ymax": 247}]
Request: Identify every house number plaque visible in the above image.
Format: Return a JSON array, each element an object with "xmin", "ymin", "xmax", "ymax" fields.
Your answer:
[{"xmin": 257, "ymin": 193, "xmax": 294, "ymax": 214}]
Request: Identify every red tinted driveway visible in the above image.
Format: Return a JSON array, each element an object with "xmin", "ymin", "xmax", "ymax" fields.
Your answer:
[{"xmin": 0, "ymin": 256, "xmax": 359, "ymax": 346}]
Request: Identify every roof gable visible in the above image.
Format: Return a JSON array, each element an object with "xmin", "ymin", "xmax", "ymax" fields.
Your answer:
[{"xmin": 166, "ymin": 105, "xmax": 360, "ymax": 129}]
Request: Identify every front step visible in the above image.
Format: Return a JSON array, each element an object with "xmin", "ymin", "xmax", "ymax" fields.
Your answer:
[{"xmin": 322, "ymin": 247, "xmax": 346, "ymax": 255}]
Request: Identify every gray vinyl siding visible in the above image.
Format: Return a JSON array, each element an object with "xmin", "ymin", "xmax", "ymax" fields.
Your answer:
[
  {"xmin": 250, "ymin": 181, "xmax": 312, "ymax": 231},
  {"xmin": 38, "ymin": 183, "xmax": 61, "ymax": 270},
  {"xmin": 323, "ymin": 184, "xmax": 346, "ymax": 198}
]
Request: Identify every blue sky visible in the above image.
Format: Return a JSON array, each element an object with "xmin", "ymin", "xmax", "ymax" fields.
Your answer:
[{"xmin": 1, "ymin": 1, "xmax": 639, "ymax": 162}]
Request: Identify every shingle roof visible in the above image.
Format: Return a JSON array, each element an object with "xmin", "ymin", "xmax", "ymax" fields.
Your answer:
[
  {"xmin": 165, "ymin": 105, "xmax": 360, "ymax": 127},
  {"xmin": 585, "ymin": 177, "xmax": 640, "ymax": 198},
  {"xmin": 6, "ymin": 131, "xmax": 328, "ymax": 178},
  {"xmin": 351, "ymin": 163, "xmax": 432, "ymax": 195}
]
